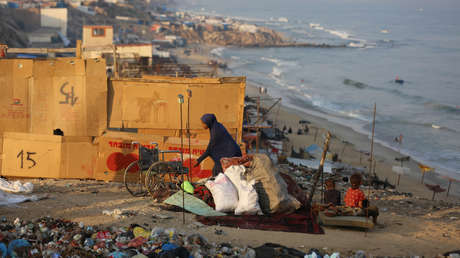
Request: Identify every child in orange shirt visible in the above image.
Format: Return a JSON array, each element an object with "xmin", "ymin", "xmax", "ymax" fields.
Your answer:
[{"xmin": 344, "ymin": 173, "xmax": 379, "ymax": 224}]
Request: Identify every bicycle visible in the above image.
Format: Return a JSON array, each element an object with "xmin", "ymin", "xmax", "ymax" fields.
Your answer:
[{"xmin": 123, "ymin": 141, "xmax": 189, "ymax": 198}]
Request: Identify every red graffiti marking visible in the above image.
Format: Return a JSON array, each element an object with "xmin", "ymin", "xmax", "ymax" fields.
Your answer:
[{"xmin": 106, "ymin": 152, "xmax": 139, "ymax": 172}]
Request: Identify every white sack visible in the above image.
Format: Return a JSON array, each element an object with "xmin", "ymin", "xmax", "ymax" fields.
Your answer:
[
  {"xmin": 225, "ymin": 165, "xmax": 263, "ymax": 215},
  {"xmin": 205, "ymin": 173, "xmax": 238, "ymax": 212}
]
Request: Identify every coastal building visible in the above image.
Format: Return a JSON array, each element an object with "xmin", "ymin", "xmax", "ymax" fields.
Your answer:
[
  {"xmin": 82, "ymin": 25, "xmax": 113, "ymax": 48},
  {"xmin": 41, "ymin": 8, "xmax": 68, "ymax": 35},
  {"xmin": 81, "ymin": 25, "xmax": 153, "ymax": 74}
]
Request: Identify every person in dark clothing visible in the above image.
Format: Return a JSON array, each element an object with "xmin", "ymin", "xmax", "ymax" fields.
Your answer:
[
  {"xmin": 324, "ymin": 179, "xmax": 341, "ymax": 206},
  {"xmin": 194, "ymin": 114, "xmax": 242, "ymax": 176}
]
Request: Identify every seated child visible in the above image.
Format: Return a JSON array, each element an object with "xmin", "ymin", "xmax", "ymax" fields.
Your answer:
[
  {"xmin": 344, "ymin": 173, "xmax": 379, "ymax": 224},
  {"xmin": 324, "ymin": 179, "xmax": 341, "ymax": 206}
]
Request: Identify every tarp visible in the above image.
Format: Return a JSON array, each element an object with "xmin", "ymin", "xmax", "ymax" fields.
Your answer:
[
  {"xmin": 0, "ymin": 178, "xmax": 33, "ymax": 193},
  {"xmin": 0, "ymin": 190, "xmax": 44, "ymax": 206},
  {"xmin": 163, "ymin": 191, "xmax": 226, "ymax": 217}
]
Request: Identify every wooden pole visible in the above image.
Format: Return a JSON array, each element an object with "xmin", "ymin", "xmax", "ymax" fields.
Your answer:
[
  {"xmin": 446, "ymin": 180, "xmax": 452, "ymax": 197},
  {"xmin": 314, "ymin": 128, "xmax": 318, "ymax": 143},
  {"xmin": 369, "ymin": 103, "xmax": 376, "ymax": 177},
  {"xmin": 256, "ymin": 97, "xmax": 260, "ymax": 153},
  {"xmin": 76, "ymin": 40, "xmax": 82, "ymax": 58},
  {"xmin": 307, "ymin": 131, "xmax": 331, "ymax": 206},
  {"xmin": 421, "ymin": 171, "xmax": 425, "ymax": 184},
  {"xmin": 112, "ymin": 45, "xmax": 118, "ymax": 79},
  {"xmin": 366, "ymin": 103, "xmax": 377, "ymax": 235}
]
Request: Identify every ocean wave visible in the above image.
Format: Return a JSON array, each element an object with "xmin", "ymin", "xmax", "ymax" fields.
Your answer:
[
  {"xmin": 348, "ymin": 42, "xmax": 366, "ymax": 48},
  {"xmin": 271, "ymin": 66, "xmax": 283, "ymax": 78},
  {"xmin": 325, "ymin": 29, "xmax": 350, "ymax": 40},
  {"xmin": 261, "ymin": 56, "xmax": 297, "ymax": 67},
  {"xmin": 210, "ymin": 47, "xmax": 226, "ymax": 57},
  {"xmin": 389, "ymin": 119, "xmax": 459, "ymax": 133},
  {"xmin": 425, "ymin": 102, "xmax": 460, "ymax": 115},
  {"xmin": 309, "ymin": 23, "xmax": 325, "ymax": 31}
]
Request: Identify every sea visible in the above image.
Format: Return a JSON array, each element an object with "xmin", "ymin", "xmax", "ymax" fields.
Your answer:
[{"xmin": 179, "ymin": 0, "xmax": 460, "ymax": 180}]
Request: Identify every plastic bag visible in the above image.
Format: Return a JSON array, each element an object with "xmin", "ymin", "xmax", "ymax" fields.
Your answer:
[
  {"xmin": 225, "ymin": 165, "xmax": 262, "ymax": 215},
  {"xmin": 205, "ymin": 173, "xmax": 238, "ymax": 212}
]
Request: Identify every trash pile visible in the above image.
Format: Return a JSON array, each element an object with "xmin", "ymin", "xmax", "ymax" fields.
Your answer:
[{"xmin": 0, "ymin": 216, "xmax": 260, "ymax": 258}]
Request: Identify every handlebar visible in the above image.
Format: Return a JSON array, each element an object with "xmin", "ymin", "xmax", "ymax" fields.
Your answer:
[{"xmin": 159, "ymin": 150, "xmax": 181, "ymax": 154}]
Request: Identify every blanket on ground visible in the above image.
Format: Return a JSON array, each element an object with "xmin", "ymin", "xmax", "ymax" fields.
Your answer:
[{"xmin": 196, "ymin": 208, "xmax": 323, "ymax": 234}]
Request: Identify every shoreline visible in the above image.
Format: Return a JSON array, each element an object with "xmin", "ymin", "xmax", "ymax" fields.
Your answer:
[
  {"xmin": 245, "ymin": 83, "xmax": 460, "ymax": 200},
  {"xmin": 174, "ymin": 45, "xmax": 459, "ymax": 198}
]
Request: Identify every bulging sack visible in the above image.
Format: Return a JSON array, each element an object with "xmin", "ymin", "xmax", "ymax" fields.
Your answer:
[
  {"xmin": 205, "ymin": 173, "xmax": 238, "ymax": 212},
  {"xmin": 246, "ymin": 154, "xmax": 301, "ymax": 214},
  {"xmin": 225, "ymin": 165, "xmax": 262, "ymax": 215}
]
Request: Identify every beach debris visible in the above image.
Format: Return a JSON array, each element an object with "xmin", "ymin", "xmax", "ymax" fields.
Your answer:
[
  {"xmin": 102, "ymin": 209, "xmax": 137, "ymax": 219},
  {"xmin": 0, "ymin": 216, "xmax": 287, "ymax": 257}
]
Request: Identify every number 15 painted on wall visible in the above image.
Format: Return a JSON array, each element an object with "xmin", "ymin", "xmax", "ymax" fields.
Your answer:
[{"xmin": 17, "ymin": 150, "xmax": 37, "ymax": 169}]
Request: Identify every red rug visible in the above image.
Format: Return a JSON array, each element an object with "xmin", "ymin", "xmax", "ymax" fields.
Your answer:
[{"xmin": 196, "ymin": 208, "xmax": 323, "ymax": 234}]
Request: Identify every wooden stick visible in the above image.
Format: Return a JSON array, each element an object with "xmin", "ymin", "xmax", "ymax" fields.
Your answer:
[
  {"xmin": 369, "ymin": 103, "xmax": 376, "ymax": 177},
  {"xmin": 446, "ymin": 180, "xmax": 452, "ymax": 197},
  {"xmin": 307, "ymin": 131, "xmax": 331, "ymax": 206},
  {"xmin": 366, "ymin": 103, "xmax": 377, "ymax": 236}
]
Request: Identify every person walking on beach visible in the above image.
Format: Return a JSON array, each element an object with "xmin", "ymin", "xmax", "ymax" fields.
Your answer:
[{"xmin": 194, "ymin": 114, "xmax": 242, "ymax": 176}]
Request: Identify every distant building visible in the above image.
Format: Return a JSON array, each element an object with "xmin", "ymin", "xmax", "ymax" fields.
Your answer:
[
  {"xmin": 27, "ymin": 27, "xmax": 60, "ymax": 44},
  {"xmin": 41, "ymin": 8, "xmax": 68, "ymax": 35},
  {"xmin": 238, "ymin": 24, "xmax": 258, "ymax": 33},
  {"xmin": 82, "ymin": 25, "xmax": 113, "ymax": 48}
]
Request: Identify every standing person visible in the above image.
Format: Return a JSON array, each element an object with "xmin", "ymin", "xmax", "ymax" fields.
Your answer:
[{"xmin": 194, "ymin": 114, "xmax": 242, "ymax": 176}]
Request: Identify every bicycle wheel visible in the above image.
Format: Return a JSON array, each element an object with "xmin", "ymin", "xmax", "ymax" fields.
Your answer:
[
  {"xmin": 145, "ymin": 161, "xmax": 177, "ymax": 200},
  {"xmin": 124, "ymin": 160, "xmax": 147, "ymax": 197}
]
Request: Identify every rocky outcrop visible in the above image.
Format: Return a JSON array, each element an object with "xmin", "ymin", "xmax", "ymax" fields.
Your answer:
[{"xmin": 175, "ymin": 27, "xmax": 287, "ymax": 47}]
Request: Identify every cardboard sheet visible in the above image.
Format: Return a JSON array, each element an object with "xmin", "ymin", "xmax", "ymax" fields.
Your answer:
[
  {"xmin": 0, "ymin": 58, "xmax": 107, "ymax": 137},
  {"xmin": 1, "ymin": 132, "xmax": 97, "ymax": 179},
  {"xmin": 108, "ymin": 77, "xmax": 246, "ymax": 142}
]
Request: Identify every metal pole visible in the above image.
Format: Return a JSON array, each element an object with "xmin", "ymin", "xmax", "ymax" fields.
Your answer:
[
  {"xmin": 187, "ymin": 89, "xmax": 192, "ymax": 182},
  {"xmin": 178, "ymin": 94, "xmax": 185, "ymax": 225}
]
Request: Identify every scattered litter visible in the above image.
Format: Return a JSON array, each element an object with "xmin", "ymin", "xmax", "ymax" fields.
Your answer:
[
  {"xmin": 0, "ymin": 178, "xmax": 33, "ymax": 193},
  {"xmin": 102, "ymin": 209, "xmax": 137, "ymax": 219}
]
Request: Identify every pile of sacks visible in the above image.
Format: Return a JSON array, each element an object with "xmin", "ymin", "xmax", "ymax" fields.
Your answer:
[{"xmin": 205, "ymin": 154, "xmax": 301, "ymax": 215}]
